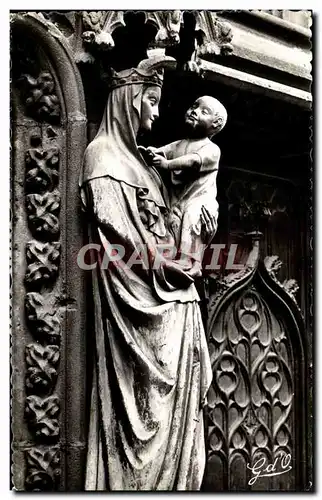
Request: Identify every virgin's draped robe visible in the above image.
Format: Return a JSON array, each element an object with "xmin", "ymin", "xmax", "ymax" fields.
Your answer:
[{"xmin": 80, "ymin": 81, "xmax": 213, "ymax": 490}]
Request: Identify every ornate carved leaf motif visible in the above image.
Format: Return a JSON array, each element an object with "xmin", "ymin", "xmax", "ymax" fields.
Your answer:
[
  {"xmin": 213, "ymin": 17, "xmax": 233, "ymax": 56},
  {"xmin": 25, "ymin": 292, "xmax": 61, "ymax": 344},
  {"xmin": 26, "ymin": 344, "xmax": 60, "ymax": 394},
  {"xmin": 25, "ymin": 144, "xmax": 59, "ymax": 194},
  {"xmin": 282, "ymin": 279, "xmax": 299, "ymax": 299},
  {"xmin": 15, "ymin": 31, "xmax": 63, "ymax": 490},
  {"xmin": 264, "ymin": 255, "xmax": 283, "ymax": 276},
  {"xmin": 18, "ymin": 71, "xmax": 61, "ymax": 124},
  {"xmin": 83, "ymin": 11, "xmax": 108, "ymax": 32},
  {"xmin": 78, "ymin": 10, "xmax": 183, "ymax": 65},
  {"xmin": 193, "ymin": 12, "xmax": 233, "ymax": 60},
  {"xmin": 76, "ymin": 11, "xmax": 115, "ymax": 63},
  {"xmin": 264, "ymin": 256, "xmax": 300, "ymax": 304},
  {"xmin": 25, "ymin": 395, "xmax": 60, "ymax": 439},
  {"xmin": 26, "ymin": 192, "xmax": 60, "ymax": 239},
  {"xmin": 102, "ymin": 10, "xmax": 126, "ymax": 33},
  {"xmin": 25, "ymin": 241, "xmax": 61, "ymax": 287},
  {"xmin": 82, "ymin": 30, "xmax": 114, "ymax": 52},
  {"xmin": 25, "ymin": 447, "xmax": 60, "ymax": 491},
  {"xmin": 147, "ymin": 11, "xmax": 182, "ymax": 48}
]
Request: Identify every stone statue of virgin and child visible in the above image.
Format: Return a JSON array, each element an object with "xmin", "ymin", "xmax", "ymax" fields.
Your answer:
[{"xmin": 79, "ymin": 54, "xmax": 227, "ymax": 491}]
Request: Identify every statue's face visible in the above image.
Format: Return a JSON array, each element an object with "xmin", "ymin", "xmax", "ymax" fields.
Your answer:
[
  {"xmin": 140, "ymin": 86, "xmax": 161, "ymax": 131},
  {"xmin": 185, "ymin": 96, "xmax": 223, "ymax": 136}
]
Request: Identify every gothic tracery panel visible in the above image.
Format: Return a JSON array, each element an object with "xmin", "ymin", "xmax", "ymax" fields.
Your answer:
[{"xmin": 204, "ymin": 258, "xmax": 307, "ymax": 491}]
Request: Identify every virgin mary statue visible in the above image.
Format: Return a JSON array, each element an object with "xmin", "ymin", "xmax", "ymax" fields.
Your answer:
[{"xmin": 79, "ymin": 55, "xmax": 213, "ymax": 491}]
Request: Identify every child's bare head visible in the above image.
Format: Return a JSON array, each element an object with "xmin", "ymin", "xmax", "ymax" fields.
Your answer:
[{"xmin": 185, "ymin": 96, "xmax": 227, "ymax": 138}]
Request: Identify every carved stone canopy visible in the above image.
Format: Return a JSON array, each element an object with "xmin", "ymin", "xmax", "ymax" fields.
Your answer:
[{"xmin": 41, "ymin": 11, "xmax": 233, "ymax": 73}]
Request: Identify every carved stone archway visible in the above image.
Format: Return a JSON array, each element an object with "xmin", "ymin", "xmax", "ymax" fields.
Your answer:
[{"xmin": 11, "ymin": 12, "xmax": 87, "ymax": 491}]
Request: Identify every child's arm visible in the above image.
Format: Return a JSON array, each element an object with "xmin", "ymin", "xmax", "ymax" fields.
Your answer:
[
  {"xmin": 146, "ymin": 140, "xmax": 181, "ymax": 162},
  {"xmin": 146, "ymin": 146, "xmax": 163, "ymax": 155},
  {"xmin": 152, "ymin": 152, "xmax": 201, "ymax": 171}
]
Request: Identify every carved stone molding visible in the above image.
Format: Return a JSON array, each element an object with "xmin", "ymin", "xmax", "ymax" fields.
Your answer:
[
  {"xmin": 11, "ymin": 11, "xmax": 87, "ymax": 491},
  {"xmin": 25, "ymin": 395, "xmax": 60, "ymax": 439},
  {"xmin": 26, "ymin": 192, "xmax": 60, "ymax": 240},
  {"xmin": 25, "ymin": 447, "xmax": 60, "ymax": 491},
  {"xmin": 26, "ymin": 344, "xmax": 60, "ymax": 394},
  {"xmin": 25, "ymin": 140, "xmax": 59, "ymax": 194},
  {"xmin": 19, "ymin": 61, "xmax": 62, "ymax": 490},
  {"xmin": 25, "ymin": 241, "xmax": 61, "ymax": 288},
  {"xmin": 25, "ymin": 292, "xmax": 61, "ymax": 345},
  {"xmin": 18, "ymin": 71, "xmax": 61, "ymax": 124}
]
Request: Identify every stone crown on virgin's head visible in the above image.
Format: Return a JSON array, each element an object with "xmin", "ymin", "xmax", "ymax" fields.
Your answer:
[{"xmin": 108, "ymin": 54, "xmax": 176, "ymax": 90}]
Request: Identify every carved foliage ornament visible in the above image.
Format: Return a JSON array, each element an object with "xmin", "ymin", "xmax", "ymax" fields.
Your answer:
[
  {"xmin": 26, "ymin": 344, "xmax": 60, "ymax": 394},
  {"xmin": 81, "ymin": 11, "xmax": 182, "ymax": 53},
  {"xmin": 25, "ymin": 395, "xmax": 60, "ymax": 439},
  {"xmin": 21, "ymin": 69, "xmax": 62, "ymax": 490},
  {"xmin": 26, "ymin": 192, "xmax": 60, "ymax": 240},
  {"xmin": 146, "ymin": 10, "xmax": 183, "ymax": 48},
  {"xmin": 81, "ymin": 11, "xmax": 164, "ymax": 64},
  {"xmin": 25, "ymin": 241, "xmax": 61, "ymax": 287},
  {"xmin": 264, "ymin": 255, "xmax": 300, "ymax": 305},
  {"xmin": 195, "ymin": 12, "xmax": 234, "ymax": 58},
  {"xmin": 25, "ymin": 447, "xmax": 60, "ymax": 491},
  {"xmin": 25, "ymin": 143, "xmax": 59, "ymax": 194},
  {"xmin": 25, "ymin": 292, "xmax": 61, "ymax": 345},
  {"xmin": 18, "ymin": 71, "xmax": 61, "ymax": 124},
  {"xmin": 29, "ymin": 11, "xmax": 233, "ymax": 72},
  {"xmin": 79, "ymin": 11, "xmax": 119, "ymax": 62},
  {"xmin": 82, "ymin": 10, "xmax": 108, "ymax": 32}
]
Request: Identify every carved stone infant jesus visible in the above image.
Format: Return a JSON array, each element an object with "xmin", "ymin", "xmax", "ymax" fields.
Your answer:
[{"xmin": 146, "ymin": 95, "xmax": 227, "ymax": 260}]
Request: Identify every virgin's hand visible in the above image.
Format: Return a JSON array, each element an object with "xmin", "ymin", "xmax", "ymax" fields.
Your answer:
[
  {"xmin": 152, "ymin": 154, "xmax": 168, "ymax": 169},
  {"xmin": 201, "ymin": 205, "xmax": 217, "ymax": 245}
]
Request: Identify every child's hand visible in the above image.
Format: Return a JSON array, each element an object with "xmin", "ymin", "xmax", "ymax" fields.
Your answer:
[
  {"xmin": 201, "ymin": 206, "xmax": 217, "ymax": 245},
  {"xmin": 152, "ymin": 154, "xmax": 168, "ymax": 169},
  {"xmin": 146, "ymin": 146, "xmax": 158, "ymax": 155},
  {"xmin": 138, "ymin": 146, "xmax": 157, "ymax": 166}
]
